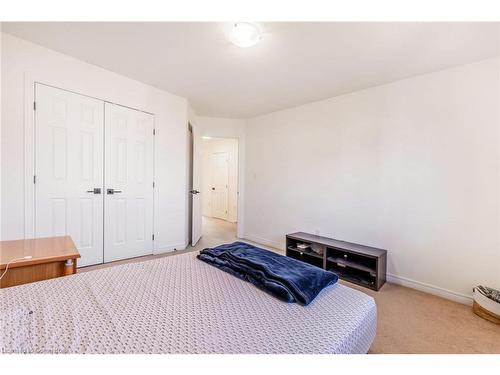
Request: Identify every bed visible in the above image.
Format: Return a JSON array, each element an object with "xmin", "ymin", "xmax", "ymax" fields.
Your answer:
[{"xmin": 0, "ymin": 251, "xmax": 377, "ymax": 354}]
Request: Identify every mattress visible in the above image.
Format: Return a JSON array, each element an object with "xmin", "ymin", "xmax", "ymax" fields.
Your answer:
[{"xmin": 0, "ymin": 251, "xmax": 377, "ymax": 354}]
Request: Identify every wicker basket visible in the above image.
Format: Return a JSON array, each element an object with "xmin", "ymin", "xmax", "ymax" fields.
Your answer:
[{"xmin": 473, "ymin": 286, "xmax": 500, "ymax": 325}]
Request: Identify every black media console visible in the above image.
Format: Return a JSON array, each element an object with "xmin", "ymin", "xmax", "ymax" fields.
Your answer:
[{"xmin": 286, "ymin": 232, "xmax": 387, "ymax": 291}]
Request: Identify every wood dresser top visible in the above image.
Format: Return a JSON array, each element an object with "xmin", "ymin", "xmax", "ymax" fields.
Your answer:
[{"xmin": 0, "ymin": 236, "xmax": 80, "ymax": 269}]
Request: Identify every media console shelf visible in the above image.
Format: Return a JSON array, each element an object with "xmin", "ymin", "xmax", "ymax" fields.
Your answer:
[{"xmin": 286, "ymin": 232, "xmax": 387, "ymax": 291}]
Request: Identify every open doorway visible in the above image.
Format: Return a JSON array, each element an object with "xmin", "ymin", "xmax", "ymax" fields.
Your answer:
[{"xmin": 200, "ymin": 136, "xmax": 238, "ymax": 241}]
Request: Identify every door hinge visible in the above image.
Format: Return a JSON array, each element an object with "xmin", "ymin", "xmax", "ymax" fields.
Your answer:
[
  {"xmin": 33, "ymin": 101, "xmax": 36, "ymax": 111},
  {"xmin": 33, "ymin": 175, "xmax": 36, "ymax": 184},
  {"xmin": 153, "ymin": 129, "xmax": 156, "ymax": 136},
  {"xmin": 152, "ymin": 234, "xmax": 155, "ymax": 241},
  {"xmin": 153, "ymin": 181, "xmax": 155, "ymax": 188}
]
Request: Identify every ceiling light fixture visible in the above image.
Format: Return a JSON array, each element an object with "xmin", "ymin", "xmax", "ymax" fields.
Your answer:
[{"xmin": 229, "ymin": 23, "xmax": 261, "ymax": 48}]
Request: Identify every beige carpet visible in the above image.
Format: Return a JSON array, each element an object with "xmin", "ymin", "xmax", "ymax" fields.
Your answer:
[
  {"xmin": 80, "ymin": 217, "xmax": 500, "ymax": 354},
  {"xmin": 351, "ymin": 282, "xmax": 500, "ymax": 353}
]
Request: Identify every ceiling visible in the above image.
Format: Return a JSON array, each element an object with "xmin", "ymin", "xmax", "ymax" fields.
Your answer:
[{"xmin": 3, "ymin": 22, "xmax": 499, "ymax": 118}]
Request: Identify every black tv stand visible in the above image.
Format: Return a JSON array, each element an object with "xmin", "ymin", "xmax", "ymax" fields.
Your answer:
[{"xmin": 286, "ymin": 232, "xmax": 387, "ymax": 291}]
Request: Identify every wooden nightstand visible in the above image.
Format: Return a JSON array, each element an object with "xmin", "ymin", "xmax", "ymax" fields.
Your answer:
[{"xmin": 0, "ymin": 236, "xmax": 80, "ymax": 288}]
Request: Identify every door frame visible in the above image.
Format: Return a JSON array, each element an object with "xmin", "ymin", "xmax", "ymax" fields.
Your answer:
[
  {"xmin": 190, "ymin": 127, "xmax": 245, "ymax": 240},
  {"xmin": 24, "ymin": 76, "xmax": 155, "ymax": 253}
]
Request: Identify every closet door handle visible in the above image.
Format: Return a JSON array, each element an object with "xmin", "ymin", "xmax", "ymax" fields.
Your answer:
[
  {"xmin": 87, "ymin": 188, "xmax": 101, "ymax": 194},
  {"xmin": 106, "ymin": 189, "xmax": 123, "ymax": 195}
]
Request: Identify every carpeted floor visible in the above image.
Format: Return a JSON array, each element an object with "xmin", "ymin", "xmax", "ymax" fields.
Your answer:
[
  {"xmin": 352, "ymin": 282, "xmax": 500, "ymax": 353},
  {"xmin": 80, "ymin": 216, "xmax": 500, "ymax": 354}
]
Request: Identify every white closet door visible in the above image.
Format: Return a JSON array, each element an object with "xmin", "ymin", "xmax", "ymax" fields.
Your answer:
[
  {"xmin": 104, "ymin": 103, "xmax": 154, "ymax": 262},
  {"xmin": 211, "ymin": 152, "xmax": 229, "ymax": 220},
  {"xmin": 35, "ymin": 84, "xmax": 104, "ymax": 267}
]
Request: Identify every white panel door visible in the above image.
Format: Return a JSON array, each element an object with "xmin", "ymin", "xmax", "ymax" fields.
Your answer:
[
  {"xmin": 35, "ymin": 84, "xmax": 104, "ymax": 267},
  {"xmin": 191, "ymin": 124, "xmax": 202, "ymax": 246},
  {"xmin": 211, "ymin": 152, "xmax": 229, "ymax": 220},
  {"xmin": 104, "ymin": 103, "xmax": 154, "ymax": 262}
]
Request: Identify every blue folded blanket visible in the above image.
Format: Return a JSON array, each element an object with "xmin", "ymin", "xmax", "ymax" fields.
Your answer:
[{"xmin": 197, "ymin": 241, "xmax": 338, "ymax": 305}]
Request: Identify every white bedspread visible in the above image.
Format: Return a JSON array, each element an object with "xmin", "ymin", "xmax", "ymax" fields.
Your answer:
[{"xmin": 0, "ymin": 252, "xmax": 376, "ymax": 354}]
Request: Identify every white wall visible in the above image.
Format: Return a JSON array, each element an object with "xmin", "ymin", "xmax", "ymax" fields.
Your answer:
[
  {"xmin": 201, "ymin": 138, "xmax": 238, "ymax": 222},
  {"xmin": 1, "ymin": 33, "xmax": 188, "ymax": 252},
  {"xmin": 244, "ymin": 58, "xmax": 500, "ymax": 303},
  {"xmin": 196, "ymin": 117, "xmax": 246, "ymax": 237},
  {"xmin": 196, "ymin": 117, "xmax": 246, "ymax": 139},
  {"xmin": 0, "ymin": 25, "xmax": 2, "ymax": 240}
]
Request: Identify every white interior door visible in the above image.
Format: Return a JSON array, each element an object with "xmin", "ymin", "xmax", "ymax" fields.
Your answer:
[
  {"xmin": 104, "ymin": 103, "xmax": 154, "ymax": 262},
  {"xmin": 191, "ymin": 125, "xmax": 202, "ymax": 246},
  {"xmin": 211, "ymin": 152, "xmax": 229, "ymax": 220},
  {"xmin": 35, "ymin": 83, "xmax": 104, "ymax": 267}
]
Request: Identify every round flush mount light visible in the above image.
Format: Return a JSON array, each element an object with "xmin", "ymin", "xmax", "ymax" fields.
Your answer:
[{"xmin": 229, "ymin": 23, "xmax": 261, "ymax": 48}]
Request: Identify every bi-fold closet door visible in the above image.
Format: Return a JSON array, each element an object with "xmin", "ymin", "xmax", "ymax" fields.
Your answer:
[
  {"xmin": 104, "ymin": 102, "xmax": 154, "ymax": 263},
  {"xmin": 34, "ymin": 83, "xmax": 154, "ymax": 267}
]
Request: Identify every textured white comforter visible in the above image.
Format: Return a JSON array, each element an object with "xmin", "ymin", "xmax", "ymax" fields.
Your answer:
[{"xmin": 0, "ymin": 252, "xmax": 377, "ymax": 353}]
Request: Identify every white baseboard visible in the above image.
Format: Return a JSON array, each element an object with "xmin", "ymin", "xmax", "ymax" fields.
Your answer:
[
  {"xmin": 242, "ymin": 234, "xmax": 284, "ymax": 251},
  {"xmin": 386, "ymin": 273, "xmax": 472, "ymax": 305},
  {"xmin": 154, "ymin": 243, "xmax": 186, "ymax": 255},
  {"xmin": 244, "ymin": 234, "xmax": 473, "ymax": 306}
]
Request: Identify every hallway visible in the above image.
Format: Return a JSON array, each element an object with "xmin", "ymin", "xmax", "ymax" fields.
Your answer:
[{"xmin": 196, "ymin": 216, "xmax": 237, "ymax": 250}]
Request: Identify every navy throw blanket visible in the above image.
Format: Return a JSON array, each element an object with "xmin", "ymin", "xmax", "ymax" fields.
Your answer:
[{"xmin": 197, "ymin": 242, "xmax": 338, "ymax": 305}]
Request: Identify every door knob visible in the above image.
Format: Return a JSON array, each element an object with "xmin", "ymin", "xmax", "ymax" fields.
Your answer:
[
  {"xmin": 189, "ymin": 190, "xmax": 200, "ymax": 194},
  {"xmin": 86, "ymin": 188, "xmax": 101, "ymax": 194},
  {"xmin": 107, "ymin": 188, "xmax": 123, "ymax": 195}
]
